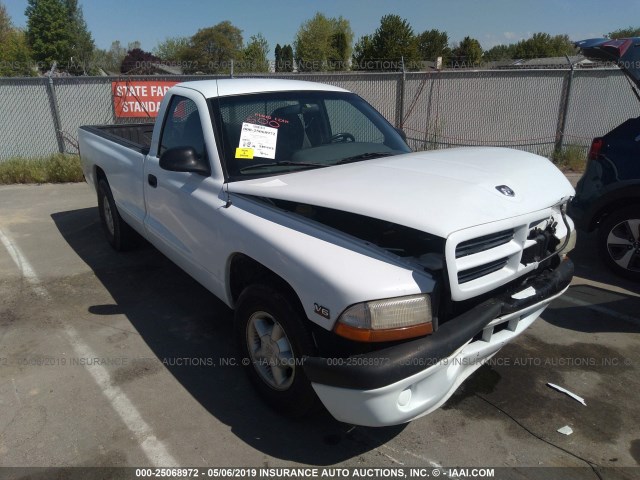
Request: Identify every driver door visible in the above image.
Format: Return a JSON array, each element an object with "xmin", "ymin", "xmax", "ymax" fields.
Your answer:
[{"xmin": 143, "ymin": 93, "xmax": 227, "ymax": 295}]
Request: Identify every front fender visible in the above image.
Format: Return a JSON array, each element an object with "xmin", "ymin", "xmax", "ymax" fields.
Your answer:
[{"xmin": 222, "ymin": 195, "xmax": 436, "ymax": 331}]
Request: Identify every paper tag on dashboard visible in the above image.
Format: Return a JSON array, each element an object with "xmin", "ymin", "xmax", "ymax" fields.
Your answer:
[{"xmin": 238, "ymin": 122, "xmax": 278, "ymax": 159}]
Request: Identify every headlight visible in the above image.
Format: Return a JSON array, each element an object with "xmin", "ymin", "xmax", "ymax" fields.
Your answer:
[{"xmin": 334, "ymin": 294, "xmax": 433, "ymax": 342}]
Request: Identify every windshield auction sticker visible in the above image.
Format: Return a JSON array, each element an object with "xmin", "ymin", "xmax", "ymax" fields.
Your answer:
[
  {"xmin": 235, "ymin": 147, "xmax": 254, "ymax": 159},
  {"xmin": 238, "ymin": 122, "xmax": 278, "ymax": 159}
]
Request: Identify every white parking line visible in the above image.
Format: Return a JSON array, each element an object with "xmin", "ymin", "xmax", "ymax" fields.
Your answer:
[
  {"xmin": 0, "ymin": 228, "xmax": 50, "ymax": 299},
  {"xmin": 0, "ymin": 228, "xmax": 179, "ymax": 467}
]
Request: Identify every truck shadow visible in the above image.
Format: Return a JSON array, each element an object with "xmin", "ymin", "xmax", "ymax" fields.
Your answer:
[
  {"xmin": 543, "ymin": 284, "xmax": 640, "ymax": 333},
  {"xmin": 51, "ymin": 207, "xmax": 406, "ymax": 465}
]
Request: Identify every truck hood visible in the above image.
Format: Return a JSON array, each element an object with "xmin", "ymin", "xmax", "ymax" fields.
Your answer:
[
  {"xmin": 576, "ymin": 37, "xmax": 640, "ymax": 88},
  {"xmin": 227, "ymin": 147, "xmax": 575, "ymax": 238}
]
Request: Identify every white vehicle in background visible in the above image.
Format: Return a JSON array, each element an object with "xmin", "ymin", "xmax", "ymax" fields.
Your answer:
[{"xmin": 78, "ymin": 79, "xmax": 576, "ymax": 427}]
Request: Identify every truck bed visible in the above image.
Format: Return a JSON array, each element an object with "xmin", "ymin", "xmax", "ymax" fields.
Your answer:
[{"xmin": 79, "ymin": 123, "xmax": 154, "ymax": 154}]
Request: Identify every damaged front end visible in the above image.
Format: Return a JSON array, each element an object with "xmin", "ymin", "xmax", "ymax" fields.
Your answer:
[
  {"xmin": 260, "ymin": 195, "xmax": 575, "ymax": 331},
  {"xmin": 242, "ymin": 195, "xmax": 575, "ymax": 427},
  {"xmin": 266, "ymin": 198, "xmax": 446, "ymax": 266}
]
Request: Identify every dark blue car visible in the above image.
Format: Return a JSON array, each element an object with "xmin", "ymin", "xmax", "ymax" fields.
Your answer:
[{"xmin": 570, "ymin": 38, "xmax": 640, "ymax": 280}]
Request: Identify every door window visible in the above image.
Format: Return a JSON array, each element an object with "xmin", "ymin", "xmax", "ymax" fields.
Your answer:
[{"xmin": 159, "ymin": 96, "xmax": 206, "ymax": 159}]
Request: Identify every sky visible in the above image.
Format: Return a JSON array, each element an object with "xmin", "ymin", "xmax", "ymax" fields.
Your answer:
[{"xmin": 3, "ymin": 0, "xmax": 639, "ymax": 55}]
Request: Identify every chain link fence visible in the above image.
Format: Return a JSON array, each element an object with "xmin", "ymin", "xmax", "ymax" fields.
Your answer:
[
  {"xmin": 0, "ymin": 77, "xmax": 60, "ymax": 159},
  {"xmin": 0, "ymin": 68, "xmax": 637, "ymax": 161},
  {"xmin": 402, "ymin": 70, "xmax": 568, "ymax": 157}
]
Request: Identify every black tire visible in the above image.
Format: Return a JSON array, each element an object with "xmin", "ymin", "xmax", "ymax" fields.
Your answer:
[
  {"xmin": 235, "ymin": 283, "xmax": 320, "ymax": 418},
  {"xmin": 597, "ymin": 205, "xmax": 640, "ymax": 281},
  {"xmin": 97, "ymin": 179, "xmax": 135, "ymax": 251}
]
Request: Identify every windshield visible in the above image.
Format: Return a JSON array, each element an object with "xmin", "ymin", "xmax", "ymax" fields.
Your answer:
[{"xmin": 209, "ymin": 90, "xmax": 411, "ymax": 180}]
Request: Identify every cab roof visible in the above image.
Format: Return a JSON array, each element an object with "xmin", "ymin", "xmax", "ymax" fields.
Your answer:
[{"xmin": 176, "ymin": 78, "xmax": 349, "ymax": 98}]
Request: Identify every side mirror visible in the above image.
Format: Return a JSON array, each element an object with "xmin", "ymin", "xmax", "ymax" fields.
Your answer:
[{"xmin": 159, "ymin": 147, "xmax": 210, "ymax": 176}]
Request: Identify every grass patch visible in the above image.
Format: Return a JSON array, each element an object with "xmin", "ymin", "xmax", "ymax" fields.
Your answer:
[
  {"xmin": 0, "ymin": 154, "xmax": 84, "ymax": 184},
  {"xmin": 552, "ymin": 144, "xmax": 588, "ymax": 172}
]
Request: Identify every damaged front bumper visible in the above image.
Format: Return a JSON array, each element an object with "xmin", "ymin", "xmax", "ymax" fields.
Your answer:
[{"xmin": 303, "ymin": 259, "xmax": 574, "ymax": 427}]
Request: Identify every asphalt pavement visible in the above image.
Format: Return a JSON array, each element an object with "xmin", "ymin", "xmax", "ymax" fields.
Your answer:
[{"xmin": 0, "ymin": 182, "xmax": 638, "ymax": 479}]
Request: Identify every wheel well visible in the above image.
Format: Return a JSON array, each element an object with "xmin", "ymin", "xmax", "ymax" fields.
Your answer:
[
  {"xmin": 228, "ymin": 254, "xmax": 302, "ymax": 310},
  {"xmin": 591, "ymin": 198, "xmax": 640, "ymax": 231},
  {"xmin": 94, "ymin": 165, "xmax": 107, "ymax": 188}
]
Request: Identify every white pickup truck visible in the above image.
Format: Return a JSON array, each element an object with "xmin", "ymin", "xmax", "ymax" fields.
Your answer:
[{"xmin": 79, "ymin": 79, "xmax": 576, "ymax": 427}]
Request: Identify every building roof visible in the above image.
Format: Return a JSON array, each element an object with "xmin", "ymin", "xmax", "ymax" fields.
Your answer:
[{"xmin": 515, "ymin": 55, "xmax": 593, "ymax": 67}]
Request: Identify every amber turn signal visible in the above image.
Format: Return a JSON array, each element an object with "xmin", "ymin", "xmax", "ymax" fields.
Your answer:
[{"xmin": 334, "ymin": 321, "xmax": 433, "ymax": 342}]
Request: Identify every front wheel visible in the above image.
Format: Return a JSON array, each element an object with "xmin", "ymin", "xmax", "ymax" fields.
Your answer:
[
  {"xmin": 235, "ymin": 284, "xmax": 319, "ymax": 417},
  {"xmin": 598, "ymin": 206, "xmax": 640, "ymax": 281}
]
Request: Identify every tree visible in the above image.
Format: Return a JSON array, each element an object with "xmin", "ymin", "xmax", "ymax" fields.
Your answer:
[
  {"xmin": 25, "ymin": 0, "xmax": 95, "ymax": 74},
  {"xmin": 549, "ymin": 34, "xmax": 576, "ymax": 56},
  {"xmin": 451, "ymin": 36, "xmax": 483, "ymax": 67},
  {"xmin": 153, "ymin": 36, "xmax": 189, "ymax": 62},
  {"xmin": 280, "ymin": 44, "xmax": 294, "ymax": 72},
  {"xmin": 107, "ymin": 40, "xmax": 126, "ymax": 71},
  {"xmin": 483, "ymin": 33, "xmax": 576, "ymax": 63},
  {"xmin": 328, "ymin": 16, "xmax": 352, "ymax": 70},
  {"xmin": 0, "ymin": 2, "xmax": 10, "ymax": 39},
  {"xmin": 26, "ymin": 0, "xmax": 72, "ymax": 71},
  {"xmin": 1, "ymin": 3, "xmax": 35, "ymax": 77},
  {"xmin": 417, "ymin": 29, "xmax": 450, "ymax": 64},
  {"xmin": 352, "ymin": 34, "xmax": 373, "ymax": 69},
  {"xmin": 483, "ymin": 44, "xmax": 516, "ymax": 61},
  {"xmin": 512, "ymin": 33, "xmax": 575, "ymax": 58},
  {"xmin": 607, "ymin": 26, "xmax": 640, "ymax": 38},
  {"xmin": 120, "ymin": 48, "xmax": 160, "ymax": 75},
  {"xmin": 1, "ymin": 30, "xmax": 36, "ymax": 76},
  {"xmin": 181, "ymin": 21, "xmax": 244, "ymax": 74},
  {"xmin": 353, "ymin": 14, "xmax": 420, "ymax": 71},
  {"xmin": 64, "ymin": 0, "xmax": 94, "ymax": 74},
  {"xmin": 91, "ymin": 40, "xmax": 132, "ymax": 74},
  {"xmin": 240, "ymin": 33, "xmax": 269, "ymax": 72},
  {"xmin": 90, "ymin": 47, "xmax": 108, "ymax": 74},
  {"xmin": 329, "ymin": 31, "xmax": 348, "ymax": 70},
  {"xmin": 294, "ymin": 13, "xmax": 353, "ymax": 71},
  {"xmin": 274, "ymin": 43, "xmax": 282, "ymax": 70}
]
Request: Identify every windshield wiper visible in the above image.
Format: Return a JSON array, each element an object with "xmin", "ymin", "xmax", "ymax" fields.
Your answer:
[
  {"xmin": 239, "ymin": 161, "xmax": 328, "ymax": 173},
  {"xmin": 335, "ymin": 152, "xmax": 395, "ymax": 165}
]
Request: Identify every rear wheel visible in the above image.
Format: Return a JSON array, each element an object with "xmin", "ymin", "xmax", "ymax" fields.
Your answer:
[
  {"xmin": 598, "ymin": 206, "xmax": 640, "ymax": 281},
  {"xmin": 97, "ymin": 179, "xmax": 135, "ymax": 251},
  {"xmin": 235, "ymin": 283, "xmax": 319, "ymax": 417}
]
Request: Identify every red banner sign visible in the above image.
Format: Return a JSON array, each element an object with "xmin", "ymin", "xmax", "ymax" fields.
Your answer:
[{"xmin": 112, "ymin": 81, "xmax": 179, "ymax": 118}]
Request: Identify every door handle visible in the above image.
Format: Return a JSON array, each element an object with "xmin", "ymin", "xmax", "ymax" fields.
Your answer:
[{"xmin": 148, "ymin": 174, "xmax": 157, "ymax": 188}]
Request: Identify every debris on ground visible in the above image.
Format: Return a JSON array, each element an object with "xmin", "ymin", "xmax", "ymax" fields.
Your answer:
[{"xmin": 547, "ymin": 382, "xmax": 587, "ymax": 406}]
